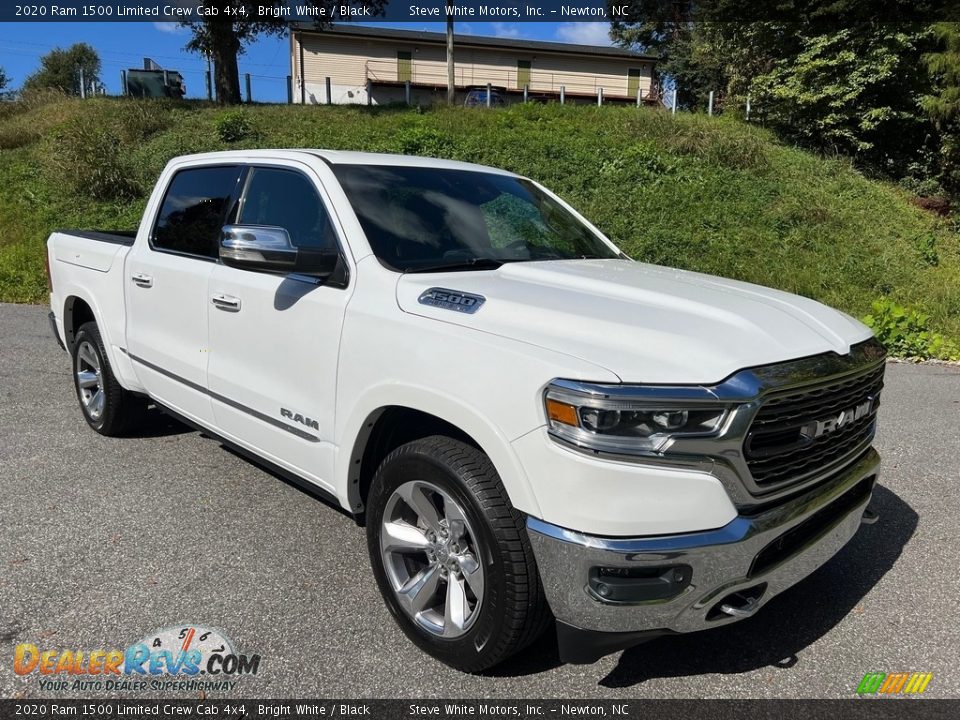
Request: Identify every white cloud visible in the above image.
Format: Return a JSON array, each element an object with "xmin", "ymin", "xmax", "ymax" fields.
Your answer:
[
  {"xmin": 153, "ymin": 22, "xmax": 187, "ymax": 35},
  {"xmin": 490, "ymin": 22, "xmax": 522, "ymax": 39},
  {"xmin": 554, "ymin": 22, "xmax": 613, "ymax": 47}
]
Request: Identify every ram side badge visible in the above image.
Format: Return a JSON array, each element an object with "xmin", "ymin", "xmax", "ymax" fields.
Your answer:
[{"xmin": 418, "ymin": 288, "xmax": 486, "ymax": 314}]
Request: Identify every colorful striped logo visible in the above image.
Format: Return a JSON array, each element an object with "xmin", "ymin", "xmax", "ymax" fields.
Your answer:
[{"xmin": 856, "ymin": 672, "xmax": 933, "ymax": 695}]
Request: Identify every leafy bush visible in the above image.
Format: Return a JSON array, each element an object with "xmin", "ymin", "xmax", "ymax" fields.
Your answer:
[
  {"xmin": 390, "ymin": 121, "xmax": 453, "ymax": 156},
  {"xmin": 114, "ymin": 99, "xmax": 174, "ymax": 143},
  {"xmin": 600, "ymin": 142, "xmax": 679, "ymax": 184},
  {"xmin": 0, "ymin": 87, "xmax": 66, "ymax": 121},
  {"xmin": 863, "ymin": 299, "xmax": 960, "ymax": 360},
  {"xmin": 50, "ymin": 119, "xmax": 141, "ymax": 200},
  {"xmin": 215, "ymin": 110, "xmax": 255, "ymax": 143},
  {"xmin": 658, "ymin": 116, "xmax": 769, "ymax": 170},
  {"xmin": 0, "ymin": 123, "xmax": 40, "ymax": 149},
  {"xmin": 915, "ymin": 232, "xmax": 939, "ymax": 267}
]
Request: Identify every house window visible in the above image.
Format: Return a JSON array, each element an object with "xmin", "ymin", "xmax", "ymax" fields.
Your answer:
[
  {"xmin": 397, "ymin": 51, "xmax": 412, "ymax": 83},
  {"xmin": 628, "ymin": 68, "xmax": 642, "ymax": 99},
  {"xmin": 517, "ymin": 60, "xmax": 531, "ymax": 89}
]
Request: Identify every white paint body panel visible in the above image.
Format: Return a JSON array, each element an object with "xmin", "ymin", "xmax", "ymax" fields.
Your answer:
[{"xmin": 47, "ymin": 149, "xmax": 874, "ymax": 537}]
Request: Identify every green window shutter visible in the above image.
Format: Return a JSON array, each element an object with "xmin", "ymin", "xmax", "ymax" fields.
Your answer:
[
  {"xmin": 397, "ymin": 51, "xmax": 412, "ymax": 83},
  {"xmin": 517, "ymin": 60, "xmax": 531, "ymax": 88},
  {"xmin": 628, "ymin": 68, "xmax": 642, "ymax": 99}
]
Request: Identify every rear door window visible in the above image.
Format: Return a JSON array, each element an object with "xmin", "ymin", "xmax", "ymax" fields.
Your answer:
[{"xmin": 152, "ymin": 166, "xmax": 242, "ymax": 259}]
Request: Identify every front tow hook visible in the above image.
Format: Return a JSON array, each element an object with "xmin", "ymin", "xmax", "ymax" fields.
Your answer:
[
  {"xmin": 720, "ymin": 595, "xmax": 761, "ymax": 618},
  {"xmin": 861, "ymin": 508, "xmax": 880, "ymax": 525},
  {"xmin": 710, "ymin": 583, "xmax": 767, "ymax": 620}
]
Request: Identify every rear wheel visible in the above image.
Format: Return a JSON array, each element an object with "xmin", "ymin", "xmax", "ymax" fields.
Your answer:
[
  {"xmin": 366, "ymin": 435, "xmax": 550, "ymax": 672},
  {"xmin": 72, "ymin": 322, "xmax": 145, "ymax": 436}
]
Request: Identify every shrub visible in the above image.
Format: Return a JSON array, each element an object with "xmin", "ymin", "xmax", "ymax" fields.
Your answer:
[
  {"xmin": 0, "ymin": 123, "xmax": 40, "ymax": 149},
  {"xmin": 863, "ymin": 298, "xmax": 960, "ymax": 361},
  {"xmin": 915, "ymin": 232, "xmax": 939, "ymax": 267},
  {"xmin": 390, "ymin": 123, "xmax": 453, "ymax": 156},
  {"xmin": 600, "ymin": 142, "xmax": 679, "ymax": 184},
  {"xmin": 50, "ymin": 119, "xmax": 141, "ymax": 200},
  {"xmin": 0, "ymin": 87, "xmax": 66, "ymax": 121},
  {"xmin": 660, "ymin": 117, "xmax": 769, "ymax": 170},
  {"xmin": 114, "ymin": 99, "xmax": 174, "ymax": 142},
  {"xmin": 216, "ymin": 110, "xmax": 255, "ymax": 143}
]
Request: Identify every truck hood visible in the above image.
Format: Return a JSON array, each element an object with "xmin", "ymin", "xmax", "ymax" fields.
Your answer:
[{"xmin": 395, "ymin": 259, "xmax": 873, "ymax": 384}]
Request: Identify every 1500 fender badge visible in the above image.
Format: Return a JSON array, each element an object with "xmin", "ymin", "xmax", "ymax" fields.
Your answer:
[{"xmin": 418, "ymin": 288, "xmax": 486, "ymax": 314}]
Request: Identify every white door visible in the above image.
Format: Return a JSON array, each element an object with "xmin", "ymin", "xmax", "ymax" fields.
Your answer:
[
  {"xmin": 206, "ymin": 164, "xmax": 350, "ymax": 489},
  {"xmin": 125, "ymin": 164, "xmax": 244, "ymax": 425}
]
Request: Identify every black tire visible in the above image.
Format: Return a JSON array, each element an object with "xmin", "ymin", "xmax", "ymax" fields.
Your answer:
[
  {"xmin": 366, "ymin": 435, "xmax": 551, "ymax": 672},
  {"xmin": 72, "ymin": 321, "xmax": 146, "ymax": 436}
]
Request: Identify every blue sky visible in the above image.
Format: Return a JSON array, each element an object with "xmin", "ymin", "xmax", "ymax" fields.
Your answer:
[{"xmin": 0, "ymin": 21, "xmax": 613, "ymax": 102}]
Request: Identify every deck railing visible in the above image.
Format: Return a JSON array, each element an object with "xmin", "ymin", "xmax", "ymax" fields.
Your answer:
[{"xmin": 364, "ymin": 59, "xmax": 649, "ymax": 98}]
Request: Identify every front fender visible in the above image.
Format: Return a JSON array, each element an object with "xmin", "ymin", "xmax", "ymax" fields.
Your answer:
[{"xmin": 336, "ymin": 383, "xmax": 541, "ymax": 518}]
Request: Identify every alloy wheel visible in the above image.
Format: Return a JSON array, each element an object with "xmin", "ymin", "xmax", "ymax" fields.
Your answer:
[
  {"xmin": 75, "ymin": 340, "xmax": 104, "ymax": 421},
  {"xmin": 380, "ymin": 480, "xmax": 485, "ymax": 638}
]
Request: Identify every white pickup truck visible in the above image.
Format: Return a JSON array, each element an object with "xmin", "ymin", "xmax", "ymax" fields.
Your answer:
[{"xmin": 47, "ymin": 150, "xmax": 884, "ymax": 671}]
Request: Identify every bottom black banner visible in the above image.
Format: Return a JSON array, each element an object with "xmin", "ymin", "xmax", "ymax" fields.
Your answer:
[{"xmin": 0, "ymin": 699, "xmax": 957, "ymax": 720}]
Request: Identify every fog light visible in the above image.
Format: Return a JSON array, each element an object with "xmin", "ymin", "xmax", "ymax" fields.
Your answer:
[{"xmin": 588, "ymin": 565, "xmax": 692, "ymax": 604}]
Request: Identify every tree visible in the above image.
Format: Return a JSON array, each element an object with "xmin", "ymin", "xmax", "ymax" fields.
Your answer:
[
  {"xmin": 183, "ymin": 2, "xmax": 386, "ymax": 105},
  {"xmin": 0, "ymin": 67, "xmax": 9, "ymax": 97},
  {"xmin": 23, "ymin": 43, "xmax": 100, "ymax": 95},
  {"xmin": 922, "ymin": 23, "xmax": 960, "ymax": 193},
  {"xmin": 751, "ymin": 25, "xmax": 934, "ymax": 172},
  {"xmin": 924, "ymin": 23, "xmax": 960, "ymax": 122}
]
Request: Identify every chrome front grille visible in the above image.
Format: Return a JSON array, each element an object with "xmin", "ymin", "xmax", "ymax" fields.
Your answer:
[{"xmin": 744, "ymin": 363, "xmax": 884, "ymax": 486}]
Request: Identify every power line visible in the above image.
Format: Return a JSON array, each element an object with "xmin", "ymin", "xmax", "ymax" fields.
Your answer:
[{"xmin": 0, "ymin": 37, "xmax": 290, "ymax": 70}]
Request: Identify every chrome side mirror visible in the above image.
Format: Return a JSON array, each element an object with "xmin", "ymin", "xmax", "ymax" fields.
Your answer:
[
  {"xmin": 220, "ymin": 225, "xmax": 297, "ymax": 273},
  {"xmin": 220, "ymin": 225, "xmax": 340, "ymax": 278}
]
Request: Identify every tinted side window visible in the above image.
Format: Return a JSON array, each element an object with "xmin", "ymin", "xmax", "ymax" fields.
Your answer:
[
  {"xmin": 238, "ymin": 168, "xmax": 338, "ymax": 250},
  {"xmin": 153, "ymin": 166, "xmax": 241, "ymax": 258}
]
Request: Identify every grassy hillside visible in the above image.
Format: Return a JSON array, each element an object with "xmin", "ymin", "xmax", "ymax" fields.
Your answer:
[{"xmin": 1, "ymin": 94, "xmax": 958, "ymax": 357}]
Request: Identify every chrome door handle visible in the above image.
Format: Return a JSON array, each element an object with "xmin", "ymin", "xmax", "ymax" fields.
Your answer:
[
  {"xmin": 211, "ymin": 294, "xmax": 241, "ymax": 312},
  {"xmin": 131, "ymin": 273, "xmax": 153, "ymax": 288}
]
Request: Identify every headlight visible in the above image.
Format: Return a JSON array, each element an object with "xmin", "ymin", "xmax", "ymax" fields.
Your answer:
[{"xmin": 544, "ymin": 382, "xmax": 728, "ymax": 455}]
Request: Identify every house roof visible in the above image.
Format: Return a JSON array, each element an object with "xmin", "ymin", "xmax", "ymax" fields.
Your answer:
[{"xmin": 292, "ymin": 23, "xmax": 657, "ymax": 62}]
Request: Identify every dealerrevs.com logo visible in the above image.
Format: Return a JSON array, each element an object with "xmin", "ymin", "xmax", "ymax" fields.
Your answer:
[{"xmin": 13, "ymin": 624, "xmax": 261, "ymax": 693}]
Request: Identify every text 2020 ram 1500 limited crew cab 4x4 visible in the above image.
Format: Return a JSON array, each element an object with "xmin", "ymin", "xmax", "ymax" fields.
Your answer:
[{"xmin": 47, "ymin": 150, "xmax": 884, "ymax": 671}]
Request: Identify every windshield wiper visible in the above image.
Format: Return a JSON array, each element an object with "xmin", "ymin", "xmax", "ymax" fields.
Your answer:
[{"xmin": 404, "ymin": 257, "xmax": 508, "ymax": 274}]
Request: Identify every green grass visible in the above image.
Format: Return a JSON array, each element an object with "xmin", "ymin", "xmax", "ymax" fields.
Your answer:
[{"xmin": 1, "ymin": 94, "xmax": 958, "ymax": 354}]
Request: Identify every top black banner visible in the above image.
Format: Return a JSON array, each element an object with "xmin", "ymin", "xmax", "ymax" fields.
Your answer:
[{"xmin": 2, "ymin": 1, "xmax": 959, "ymax": 24}]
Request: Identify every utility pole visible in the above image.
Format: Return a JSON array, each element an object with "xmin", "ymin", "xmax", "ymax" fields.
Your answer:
[
  {"xmin": 446, "ymin": 0, "xmax": 455, "ymax": 104},
  {"xmin": 206, "ymin": 53, "xmax": 213, "ymax": 101}
]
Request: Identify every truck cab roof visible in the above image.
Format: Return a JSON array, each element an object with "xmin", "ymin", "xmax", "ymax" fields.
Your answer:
[{"xmin": 166, "ymin": 149, "xmax": 517, "ymax": 176}]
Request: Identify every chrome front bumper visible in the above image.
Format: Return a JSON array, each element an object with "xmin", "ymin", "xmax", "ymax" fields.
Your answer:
[{"xmin": 527, "ymin": 448, "xmax": 879, "ymax": 636}]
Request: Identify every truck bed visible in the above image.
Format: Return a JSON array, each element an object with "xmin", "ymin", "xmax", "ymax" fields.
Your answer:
[
  {"xmin": 49, "ymin": 230, "xmax": 135, "ymax": 274},
  {"xmin": 53, "ymin": 229, "xmax": 136, "ymax": 246}
]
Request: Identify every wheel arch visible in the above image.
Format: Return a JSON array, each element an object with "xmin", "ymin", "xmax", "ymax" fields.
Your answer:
[
  {"xmin": 340, "ymin": 397, "xmax": 540, "ymax": 524},
  {"xmin": 63, "ymin": 294, "xmax": 96, "ymax": 352},
  {"xmin": 60, "ymin": 288, "xmax": 142, "ymax": 393}
]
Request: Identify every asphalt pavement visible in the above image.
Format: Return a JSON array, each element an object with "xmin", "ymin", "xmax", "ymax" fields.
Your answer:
[{"xmin": 1, "ymin": 302, "xmax": 958, "ymax": 699}]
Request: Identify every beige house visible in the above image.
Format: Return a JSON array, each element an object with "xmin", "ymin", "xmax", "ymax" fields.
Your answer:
[{"xmin": 290, "ymin": 24, "xmax": 658, "ymax": 106}]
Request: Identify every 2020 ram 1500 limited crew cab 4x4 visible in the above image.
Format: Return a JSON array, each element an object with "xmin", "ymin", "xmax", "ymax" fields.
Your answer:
[{"xmin": 47, "ymin": 150, "xmax": 884, "ymax": 671}]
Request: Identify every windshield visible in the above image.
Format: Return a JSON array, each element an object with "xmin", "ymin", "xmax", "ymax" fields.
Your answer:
[{"xmin": 332, "ymin": 165, "xmax": 619, "ymax": 272}]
